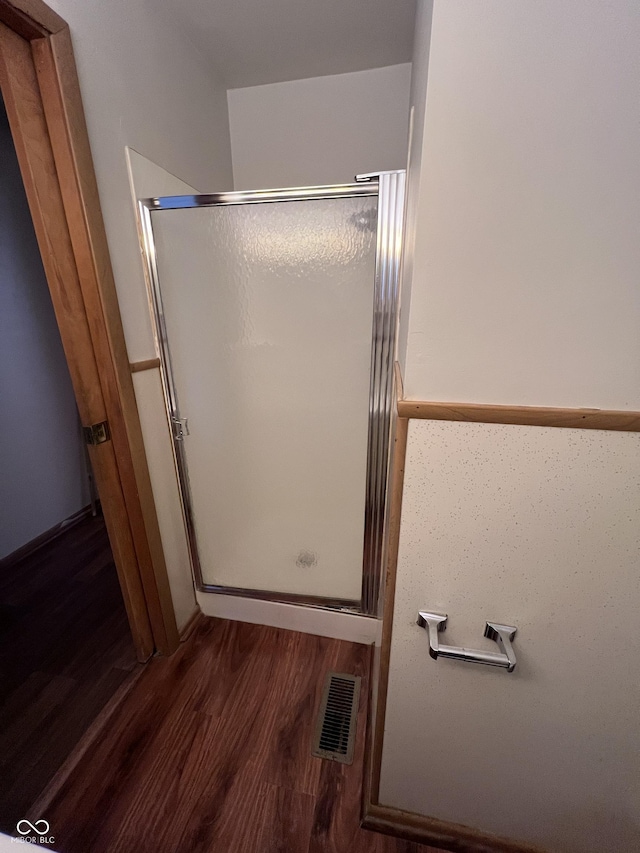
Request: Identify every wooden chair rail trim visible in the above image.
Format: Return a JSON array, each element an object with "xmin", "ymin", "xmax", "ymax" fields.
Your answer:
[
  {"xmin": 130, "ymin": 357, "xmax": 161, "ymax": 374},
  {"xmin": 397, "ymin": 399, "xmax": 640, "ymax": 431},
  {"xmin": 362, "ymin": 804, "xmax": 545, "ymax": 853}
]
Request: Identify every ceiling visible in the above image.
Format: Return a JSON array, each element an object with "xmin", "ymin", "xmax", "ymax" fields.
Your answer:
[{"xmin": 150, "ymin": 0, "xmax": 417, "ymax": 89}]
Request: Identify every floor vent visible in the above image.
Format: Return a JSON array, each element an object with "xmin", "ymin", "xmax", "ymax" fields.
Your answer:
[{"xmin": 312, "ymin": 672, "xmax": 361, "ymax": 765}]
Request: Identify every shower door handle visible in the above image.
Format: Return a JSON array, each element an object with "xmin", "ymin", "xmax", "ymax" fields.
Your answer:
[
  {"xmin": 417, "ymin": 611, "xmax": 517, "ymax": 673},
  {"xmin": 171, "ymin": 417, "xmax": 190, "ymax": 441}
]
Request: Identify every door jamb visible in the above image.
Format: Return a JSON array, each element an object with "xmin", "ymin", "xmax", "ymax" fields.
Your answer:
[{"xmin": 0, "ymin": 0, "xmax": 180, "ymax": 659}]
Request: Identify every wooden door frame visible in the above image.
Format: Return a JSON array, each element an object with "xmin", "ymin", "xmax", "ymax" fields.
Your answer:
[{"xmin": 0, "ymin": 0, "xmax": 180, "ymax": 659}]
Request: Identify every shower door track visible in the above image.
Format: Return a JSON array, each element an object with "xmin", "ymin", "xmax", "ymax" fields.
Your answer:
[{"xmin": 138, "ymin": 172, "xmax": 406, "ymax": 616}]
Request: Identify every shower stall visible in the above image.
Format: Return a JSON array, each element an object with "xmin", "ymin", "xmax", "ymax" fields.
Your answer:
[{"xmin": 139, "ymin": 171, "xmax": 405, "ymax": 616}]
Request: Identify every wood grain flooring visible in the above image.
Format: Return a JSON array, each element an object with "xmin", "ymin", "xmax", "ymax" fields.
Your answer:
[
  {"xmin": 41, "ymin": 617, "xmax": 439, "ymax": 853},
  {"xmin": 0, "ymin": 513, "xmax": 138, "ymax": 832}
]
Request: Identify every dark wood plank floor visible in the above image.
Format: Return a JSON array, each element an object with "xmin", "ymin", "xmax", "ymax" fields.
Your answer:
[
  {"xmin": 42, "ymin": 617, "xmax": 437, "ymax": 853},
  {"xmin": 0, "ymin": 513, "xmax": 138, "ymax": 832}
]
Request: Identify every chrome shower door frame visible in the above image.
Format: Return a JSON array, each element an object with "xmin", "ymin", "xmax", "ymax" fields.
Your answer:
[{"xmin": 138, "ymin": 172, "xmax": 405, "ymax": 615}]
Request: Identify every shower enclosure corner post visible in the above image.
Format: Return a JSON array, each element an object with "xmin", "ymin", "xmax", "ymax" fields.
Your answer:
[{"xmin": 358, "ymin": 171, "xmax": 407, "ymax": 616}]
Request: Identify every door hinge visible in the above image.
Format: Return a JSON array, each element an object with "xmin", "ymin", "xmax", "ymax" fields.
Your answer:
[
  {"xmin": 172, "ymin": 417, "xmax": 189, "ymax": 441},
  {"xmin": 83, "ymin": 421, "xmax": 111, "ymax": 446}
]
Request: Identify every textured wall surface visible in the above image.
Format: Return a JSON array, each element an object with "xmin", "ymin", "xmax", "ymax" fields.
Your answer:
[{"xmin": 381, "ymin": 419, "xmax": 640, "ymax": 852}]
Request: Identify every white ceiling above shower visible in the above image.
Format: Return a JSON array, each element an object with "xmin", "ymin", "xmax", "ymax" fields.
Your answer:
[{"xmin": 148, "ymin": 0, "xmax": 417, "ymax": 88}]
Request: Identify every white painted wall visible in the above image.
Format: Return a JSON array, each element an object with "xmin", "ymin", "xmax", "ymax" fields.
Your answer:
[
  {"xmin": 227, "ymin": 64, "xmax": 411, "ymax": 189},
  {"xmin": 402, "ymin": 0, "xmax": 640, "ymax": 408},
  {"xmin": 0, "ymin": 98, "xmax": 88, "ymax": 559},
  {"xmin": 396, "ymin": 1, "xmax": 433, "ymax": 372}
]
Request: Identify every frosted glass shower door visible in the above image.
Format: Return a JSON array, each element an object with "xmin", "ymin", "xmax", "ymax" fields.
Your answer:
[{"xmin": 150, "ymin": 195, "xmax": 378, "ymax": 603}]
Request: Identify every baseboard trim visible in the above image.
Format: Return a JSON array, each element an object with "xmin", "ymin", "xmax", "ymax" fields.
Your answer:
[
  {"xmin": 196, "ymin": 591, "xmax": 381, "ymax": 645},
  {"xmin": 362, "ymin": 804, "xmax": 545, "ymax": 853},
  {"xmin": 0, "ymin": 503, "xmax": 99, "ymax": 567}
]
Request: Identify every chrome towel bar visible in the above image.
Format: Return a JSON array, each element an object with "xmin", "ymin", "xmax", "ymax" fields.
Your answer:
[{"xmin": 417, "ymin": 612, "xmax": 517, "ymax": 673}]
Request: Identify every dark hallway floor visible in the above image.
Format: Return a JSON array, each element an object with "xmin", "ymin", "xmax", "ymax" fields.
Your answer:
[
  {"xmin": 0, "ymin": 513, "xmax": 139, "ymax": 832},
  {"xmin": 41, "ymin": 617, "xmax": 437, "ymax": 853}
]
